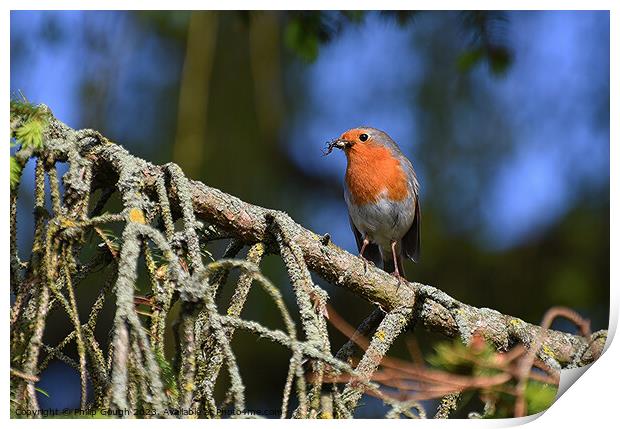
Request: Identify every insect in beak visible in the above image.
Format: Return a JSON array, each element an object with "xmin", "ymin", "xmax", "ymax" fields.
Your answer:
[{"xmin": 323, "ymin": 138, "xmax": 351, "ymax": 156}]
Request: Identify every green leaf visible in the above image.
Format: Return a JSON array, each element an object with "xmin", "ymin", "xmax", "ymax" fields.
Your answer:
[
  {"xmin": 457, "ymin": 46, "xmax": 513, "ymax": 75},
  {"xmin": 457, "ymin": 48, "xmax": 484, "ymax": 72},
  {"xmin": 284, "ymin": 19, "xmax": 319, "ymax": 62},
  {"xmin": 427, "ymin": 336, "xmax": 497, "ymax": 374},
  {"xmin": 35, "ymin": 386, "xmax": 50, "ymax": 398},
  {"xmin": 10, "ymin": 157, "xmax": 22, "ymax": 191},
  {"xmin": 525, "ymin": 381, "xmax": 557, "ymax": 414},
  {"xmin": 15, "ymin": 118, "xmax": 44, "ymax": 150},
  {"xmin": 10, "ymin": 94, "xmax": 50, "ymax": 146},
  {"xmin": 155, "ymin": 349, "xmax": 178, "ymax": 399},
  {"xmin": 10, "ymin": 96, "xmax": 40, "ymax": 119}
]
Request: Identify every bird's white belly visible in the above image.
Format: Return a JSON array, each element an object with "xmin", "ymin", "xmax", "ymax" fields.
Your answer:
[{"xmin": 346, "ymin": 191, "xmax": 414, "ymax": 251}]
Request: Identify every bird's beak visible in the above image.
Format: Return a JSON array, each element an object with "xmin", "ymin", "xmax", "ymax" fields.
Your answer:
[
  {"xmin": 323, "ymin": 138, "xmax": 352, "ymax": 156},
  {"xmin": 331, "ymin": 138, "xmax": 351, "ymax": 150}
]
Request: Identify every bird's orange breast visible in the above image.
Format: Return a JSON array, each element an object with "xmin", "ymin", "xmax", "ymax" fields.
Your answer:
[{"xmin": 345, "ymin": 143, "xmax": 409, "ymax": 205}]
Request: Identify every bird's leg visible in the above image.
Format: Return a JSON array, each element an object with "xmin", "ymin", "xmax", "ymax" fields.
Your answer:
[
  {"xmin": 360, "ymin": 236, "xmax": 370, "ymax": 259},
  {"xmin": 360, "ymin": 236, "xmax": 372, "ymax": 273},
  {"xmin": 390, "ymin": 240, "xmax": 404, "ymax": 280}
]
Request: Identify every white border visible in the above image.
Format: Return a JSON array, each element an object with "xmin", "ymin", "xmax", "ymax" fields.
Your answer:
[{"xmin": 3, "ymin": 1, "xmax": 617, "ymax": 427}]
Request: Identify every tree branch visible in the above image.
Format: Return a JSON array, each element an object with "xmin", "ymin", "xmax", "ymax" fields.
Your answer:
[{"xmin": 36, "ymin": 109, "xmax": 604, "ymax": 369}]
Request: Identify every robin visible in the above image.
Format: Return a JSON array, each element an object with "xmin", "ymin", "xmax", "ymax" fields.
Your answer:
[{"xmin": 325, "ymin": 127, "xmax": 420, "ymax": 279}]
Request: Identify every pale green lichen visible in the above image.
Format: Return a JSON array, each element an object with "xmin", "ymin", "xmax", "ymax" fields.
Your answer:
[
  {"xmin": 510, "ymin": 318, "xmax": 524, "ymax": 327},
  {"xmin": 375, "ymin": 330, "xmax": 386, "ymax": 342},
  {"xmin": 542, "ymin": 344, "xmax": 557, "ymax": 359}
]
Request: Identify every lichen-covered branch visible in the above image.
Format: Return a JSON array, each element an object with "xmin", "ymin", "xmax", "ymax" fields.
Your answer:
[
  {"xmin": 33, "ymin": 112, "xmax": 600, "ymax": 366},
  {"xmin": 341, "ymin": 306, "xmax": 414, "ymax": 410},
  {"xmin": 9, "ymin": 104, "xmax": 606, "ymax": 419}
]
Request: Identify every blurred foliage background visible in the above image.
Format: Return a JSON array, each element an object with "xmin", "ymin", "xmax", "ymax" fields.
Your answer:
[{"xmin": 10, "ymin": 10, "xmax": 609, "ymax": 417}]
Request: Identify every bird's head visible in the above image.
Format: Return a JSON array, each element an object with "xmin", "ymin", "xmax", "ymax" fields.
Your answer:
[{"xmin": 324, "ymin": 127, "xmax": 396, "ymax": 156}]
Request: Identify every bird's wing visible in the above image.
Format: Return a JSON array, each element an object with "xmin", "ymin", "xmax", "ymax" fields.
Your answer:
[
  {"xmin": 348, "ymin": 214, "xmax": 382, "ymax": 265},
  {"xmin": 396, "ymin": 154, "xmax": 421, "ymax": 263},
  {"xmin": 402, "ymin": 198, "xmax": 420, "ymax": 263}
]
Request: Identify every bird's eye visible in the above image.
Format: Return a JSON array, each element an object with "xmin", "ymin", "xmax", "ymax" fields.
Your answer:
[{"xmin": 359, "ymin": 133, "xmax": 369, "ymax": 142}]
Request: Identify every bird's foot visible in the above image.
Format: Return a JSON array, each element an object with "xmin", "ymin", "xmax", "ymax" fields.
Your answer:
[
  {"xmin": 360, "ymin": 256, "xmax": 375, "ymax": 273},
  {"xmin": 390, "ymin": 271, "xmax": 407, "ymax": 284}
]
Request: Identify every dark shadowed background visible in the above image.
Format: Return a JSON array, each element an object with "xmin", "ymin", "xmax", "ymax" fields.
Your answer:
[{"xmin": 10, "ymin": 10, "xmax": 609, "ymax": 417}]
